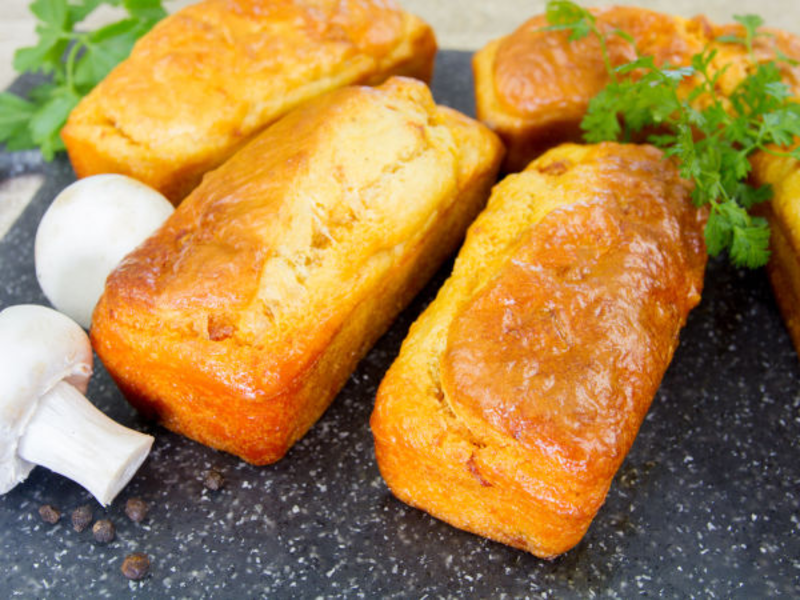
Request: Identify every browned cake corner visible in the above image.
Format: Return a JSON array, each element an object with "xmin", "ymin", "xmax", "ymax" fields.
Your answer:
[
  {"xmin": 90, "ymin": 77, "xmax": 504, "ymax": 465},
  {"xmin": 62, "ymin": 0, "xmax": 437, "ymax": 203},
  {"xmin": 371, "ymin": 142, "xmax": 707, "ymax": 558},
  {"xmin": 751, "ymin": 150, "xmax": 800, "ymax": 358}
]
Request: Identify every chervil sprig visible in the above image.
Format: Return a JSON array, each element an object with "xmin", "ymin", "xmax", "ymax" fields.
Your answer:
[
  {"xmin": 545, "ymin": 0, "xmax": 800, "ymax": 268},
  {"xmin": 0, "ymin": 0, "xmax": 166, "ymax": 160}
]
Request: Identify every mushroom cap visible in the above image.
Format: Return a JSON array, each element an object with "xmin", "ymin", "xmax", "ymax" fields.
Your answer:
[
  {"xmin": 0, "ymin": 305, "xmax": 92, "ymax": 494},
  {"xmin": 35, "ymin": 174, "xmax": 174, "ymax": 329}
]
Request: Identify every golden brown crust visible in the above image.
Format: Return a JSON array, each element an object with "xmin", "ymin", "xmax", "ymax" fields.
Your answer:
[
  {"xmin": 371, "ymin": 143, "xmax": 706, "ymax": 558},
  {"xmin": 751, "ymin": 151, "xmax": 800, "ymax": 357},
  {"xmin": 62, "ymin": 0, "xmax": 437, "ymax": 203},
  {"xmin": 473, "ymin": 6, "xmax": 800, "ymax": 172},
  {"xmin": 474, "ymin": 5, "xmax": 800, "ymax": 360},
  {"xmin": 765, "ymin": 210, "xmax": 800, "ymax": 356},
  {"xmin": 91, "ymin": 77, "xmax": 503, "ymax": 465}
]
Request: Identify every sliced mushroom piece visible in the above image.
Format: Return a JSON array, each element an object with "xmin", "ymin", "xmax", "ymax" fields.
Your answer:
[{"xmin": 0, "ymin": 304, "xmax": 153, "ymax": 505}]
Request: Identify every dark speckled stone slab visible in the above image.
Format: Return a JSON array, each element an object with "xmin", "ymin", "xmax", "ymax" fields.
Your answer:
[{"xmin": 1, "ymin": 51, "xmax": 799, "ymax": 598}]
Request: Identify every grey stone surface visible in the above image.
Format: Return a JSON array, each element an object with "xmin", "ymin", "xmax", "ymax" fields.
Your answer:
[{"xmin": 0, "ymin": 51, "xmax": 798, "ymax": 598}]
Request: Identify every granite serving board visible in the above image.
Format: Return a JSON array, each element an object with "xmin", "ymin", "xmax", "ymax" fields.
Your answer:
[{"xmin": 1, "ymin": 51, "xmax": 799, "ymax": 598}]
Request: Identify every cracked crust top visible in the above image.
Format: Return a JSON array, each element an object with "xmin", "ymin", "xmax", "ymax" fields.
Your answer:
[
  {"xmin": 61, "ymin": 0, "xmax": 436, "ymax": 202},
  {"xmin": 91, "ymin": 77, "xmax": 503, "ymax": 464}
]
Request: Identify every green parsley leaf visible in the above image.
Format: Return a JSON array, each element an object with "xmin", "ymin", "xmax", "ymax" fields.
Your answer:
[
  {"xmin": 13, "ymin": 31, "xmax": 65, "ymax": 75},
  {"xmin": 1, "ymin": 0, "xmax": 166, "ymax": 159},
  {"xmin": 705, "ymin": 204, "xmax": 734, "ymax": 257},
  {"xmin": 124, "ymin": 0, "xmax": 167, "ymax": 22},
  {"xmin": 75, "ymin": 19, "xmax": 143, "ymax": 90},
  {"xmin": 0, "ymin": 93, "xmax": 36, "ymax": 151},
  {"xmin": 581, "ymin": 84, "xmax": 625, "ymax": 142},
  {"xmin": 29, "ymin": 0, "xmax": 69, "ymax": 30},
  {"xmin": 68, "ymin": 0, "xmax": 112, "ymax": 25},
  {"xmin": 30, "ymin": 88, "xmax": 81, "ymax": 160},
  {"xmin": 542, "ymin": 1, "xmax": 632, "ymax": 81}
]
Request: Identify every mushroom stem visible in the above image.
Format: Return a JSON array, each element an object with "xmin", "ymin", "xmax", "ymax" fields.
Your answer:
[{"xmin": 16, "ymin": 381, "xmax": 153, "ymax": 506}]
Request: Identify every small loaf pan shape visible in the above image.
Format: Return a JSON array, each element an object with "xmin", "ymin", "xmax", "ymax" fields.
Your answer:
[
  {"xmin": 62, "ymin": 0, "xmax": 436, "ymax": 203},
  {"xmin": 371, "ymin": 143, "xmax": 707, "ymax": 558},
  {"xmin": 91, "ymin": 77, "xmax": 504, "ymax": 465},
  {"xmin": 473, "ymin": 5, "xmax": 800, "ymax": 172}
]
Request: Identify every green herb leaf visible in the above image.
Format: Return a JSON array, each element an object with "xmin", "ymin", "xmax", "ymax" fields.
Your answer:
[
  {"xmin": 544, "ymin": 0, "xmax": 595, "ymax": 41},
  {"xmin": 75, "ymin": 19, "xmax": 143, "ymax": 89},
  {"xmin": 68, "ymin": 0, "xmax": 112, "ymax": 25},
  {"xmin": 734, "ymin": 15, "xmax": 765, "ymax": 43},
  {"xmin": 88, "ymin": 17, "xmax": 141, "ymax": 44},
  {"xmin": 545, "ymin": 0, "xmax": 800, "ymax": 268},
  {"xmin": 29, "ymin": 0, "xmax": 69, "ymax": 30},
  {"xmin": 1, "ymin": 0, "xmax": 166, "ymax": 159},
  {"xmin": 0, "ymin": 93, "xmax": 36, "ymax": 150},
  {"xmin": 13, "ymin": 31, "xmax": 66, "ymax": 75},
  {"xmin": 734, "ymin": 14, "xmax": 764, "ymax": 33},
  {"xmin": 730, "ymin": 215, "xmax": 771, "ymax": 268},
  {"xmin": 124, "ymin": 0, "xmax": 167, "ymax": 21}
]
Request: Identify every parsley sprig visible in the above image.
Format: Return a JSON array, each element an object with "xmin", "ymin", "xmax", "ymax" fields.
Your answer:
[
  {"xmin": 0, "ymin": 0, "xmax": 166, "ymax": 160},
  {"xmin": 545, "ymin": 1, "xmax": 800, "ymax": 268}
]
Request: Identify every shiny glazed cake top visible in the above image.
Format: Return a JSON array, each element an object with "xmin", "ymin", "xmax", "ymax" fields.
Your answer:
[{"xmin": 442, "ymin": 144, "xmax": 707, "ymax": 479}]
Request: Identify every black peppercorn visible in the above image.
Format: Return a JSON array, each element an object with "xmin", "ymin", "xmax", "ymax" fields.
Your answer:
[
  {"xmin": 38, "ymin": 504, "xmax": 60, "ymax": 524},
  {"xmin": 121, "ymin": 553, "xmax": 150, "ymax": 580},
  {"xmin": 71, "ymin": 504, "xmax": 93, "ymax": 532},
  {"xmin": 125, "ymin": 498, "xmax": 149, "ymax": 523},
  {"xmin": 92, "ymin": 519, "xmax": 116, "ymax": 543},
  {"xmin": 202, "ymin": 469, "xmax": 225, "ymax": 491}
]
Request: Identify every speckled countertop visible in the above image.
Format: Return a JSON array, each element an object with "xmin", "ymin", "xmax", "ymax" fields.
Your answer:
[{"xmin": 1, "ymin": 2, "xmax": 800, "ymax": 598}]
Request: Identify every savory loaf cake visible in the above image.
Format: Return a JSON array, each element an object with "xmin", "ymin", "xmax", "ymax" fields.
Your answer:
[
  {"xmin": 62, "ymin": 0, "xmax": 437, "ymax": 203},
  {"xmin": 371, "ymin": 143, "xmax": 707, "ymax": 558},
  {"xmin": 473, "ymin": 6, "xmax": 800, "ymax": 172},
  {"xmin": 90, "ymin": 77, "xmax": 504, "ymax": 465}
]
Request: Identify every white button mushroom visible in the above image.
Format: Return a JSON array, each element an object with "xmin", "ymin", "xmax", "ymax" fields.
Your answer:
[
  {"xmin": 35, "ymin": 174, "xmax": 174, "ymax": 329},
  {"xmin": 0, "ymin": 304, "xmax": 154, "ymax": 506}
]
